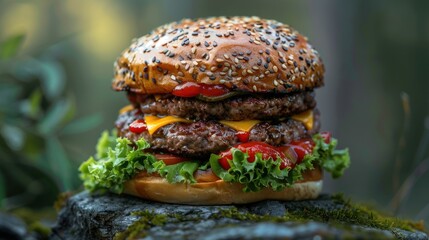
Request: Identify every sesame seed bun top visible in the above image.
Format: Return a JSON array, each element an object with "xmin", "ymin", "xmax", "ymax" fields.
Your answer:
[{"xmin": 112, "ymin": 16, "xmax": 325, "ymax": 94}]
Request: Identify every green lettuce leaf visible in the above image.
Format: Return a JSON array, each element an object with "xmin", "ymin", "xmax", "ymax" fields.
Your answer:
[
  {"xmin": 210, "ymin": 134, "xmax": 350, "ymax": 192},
  {"xmin": 79, "ymin": 131, "xmax": 198, "ymax": 193},
  {"xmin": 80, "ymin": 131, "xmax": 350, "ymax": 194}
]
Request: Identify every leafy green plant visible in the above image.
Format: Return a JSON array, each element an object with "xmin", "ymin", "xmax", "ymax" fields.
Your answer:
[{"xmin": 0, "ymin": 34, "xmax": 101, "ymax": 209}]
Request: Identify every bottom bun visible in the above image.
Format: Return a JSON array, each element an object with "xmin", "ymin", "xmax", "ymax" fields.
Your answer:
[{"xmin": 123, "ymin": 168, "xmax": 323, "ymax": 205}]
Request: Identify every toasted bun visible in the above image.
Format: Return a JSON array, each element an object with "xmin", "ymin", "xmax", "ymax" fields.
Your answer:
[
  {"xmin": 113, "ymin": 16, "xmax": 324, "ymax": 94},
  {"xmin": 123, "ymin": 168, "xmax": 323, "ymax": 205}
]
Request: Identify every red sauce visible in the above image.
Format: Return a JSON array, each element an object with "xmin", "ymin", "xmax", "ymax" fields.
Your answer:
[
  {"xmin": 172, "ymin": 82, "xmax": 201, "ymax": 97},
  {"xmin": 172, "ymin": 82, "xmax": 229, "ymax": 97},
  {"xmin": 236, "ymin": 131, "xmax": 250, "ymax": 142},
  {"xmin": 200, "ymin": 84, "xmax": 229, "ymax": 97},
  {"xmin": 219, "ymin": 132, "xmax": 332, "ymax": 171},
  {"xmin": 129, "ymin": 119, "xmax": 147, "ymax": 134}
]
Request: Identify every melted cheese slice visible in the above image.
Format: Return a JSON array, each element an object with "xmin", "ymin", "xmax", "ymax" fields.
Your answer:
[
  {"xmin": 144, "ymin": 115, "xmax": 191, "ymax": 135},
  {"xmin": 291, "ymin": 110, "xmax": 313, "ymax": 130},
  {"xmin": 219, "ymin": 120, "xmax": 261, "ymax": 132},
  {"xmin": 143, "ymin": 109, "xmax": 313, "ymax": 135}
]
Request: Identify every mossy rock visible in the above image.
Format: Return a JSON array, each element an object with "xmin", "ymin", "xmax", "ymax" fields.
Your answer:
[{"xmin": 51, "ymin": 191, "xmax": 427, "ymax": 240}]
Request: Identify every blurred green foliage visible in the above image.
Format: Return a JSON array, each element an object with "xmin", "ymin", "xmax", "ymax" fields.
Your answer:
[
  {"xmin": 0, "ymin": 34, "xmax": 101, "ymax": 209},
  {"xmin": 0, "ymin": 0, "xmax": 427, "ymax": 227}
]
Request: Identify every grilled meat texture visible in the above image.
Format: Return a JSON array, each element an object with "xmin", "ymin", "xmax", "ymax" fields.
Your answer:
[
  {"xmin": 116, "ymin": 109, "xmax": 320, "ymax": 158},
  {"xmin": 128, "ymin": 91, "xmax": 316, "ymax": 121}
]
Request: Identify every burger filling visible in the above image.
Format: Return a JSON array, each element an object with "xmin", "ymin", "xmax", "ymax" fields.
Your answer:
[
  {"xmin": 128, "ymin": 91, "xmax": 316, "ymax": 121},
  {"xmin": 115, "ymin": 108, "xmax": 320, "ymax": 158},
  {"xmin": 80, "ymin": 100, "xmax": 350, "ymax": 193}
]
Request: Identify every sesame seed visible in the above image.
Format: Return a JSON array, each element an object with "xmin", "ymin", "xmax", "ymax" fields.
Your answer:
[
  {"xmin": 216, "ymin": 58, "xmax": 224, "ymax": 63},
  {"xmin": 252, "ymin": 66, "xmax": 259, "ymax": 70},
  {"xmin": 224, "ymin": 54, "xmax": 229, "ymax": 59},
  {"xmin": 253, "ymin": 85, "xmax": 257, "ymax": 91},
  {"xmin": 170, "ymin": 75, "xmax": 176, "ymax": 80},
  {"xmin": 191, "ymin": 47, "xmax": 197, "ymax": 54},
  {"xmin": 273, "ymin": 66, "xmax": 278, "ymax": 72},
  {"xmin": 281, "ymin": 64, "xmax": 287, "ymax": 69},
  {"xmin": 220, "ymin": 79, "xmax": 226, "ymax": 83}
]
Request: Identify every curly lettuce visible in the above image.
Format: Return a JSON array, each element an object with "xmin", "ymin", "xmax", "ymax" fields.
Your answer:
[
  {"xmin": 79, "ymin": 131, "xmax": 198, "ymax": 193},
  {"xmin": 80, "ymin": 131, "xmax": 350, "ymax": 193},
  {"xmin": 210, "ymin": 134, "xmax": 350, "ymax": 192}
]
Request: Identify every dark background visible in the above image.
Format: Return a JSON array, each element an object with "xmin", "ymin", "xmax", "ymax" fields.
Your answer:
[{"xmin": 0, "ymin": 0, "xmax": 428, "ymax": 225}]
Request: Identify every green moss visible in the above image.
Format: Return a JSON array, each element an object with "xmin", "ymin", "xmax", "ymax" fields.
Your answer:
[
  {"xmin": 115, "ymin": 194, "xmax": 425, "ymax": 239},
  {"xmin": 113, "ymin": 210, "xmax": 167, "ymax": 240},
  {"xmin": 11, "ymin": 208, "xmax": 55, "ymax": 239},
  {"xmin": 216, "ymin": 194, "xmax": 425, "ymax": 239},
  {"xmin": 54, "ymin": 191, "xmax": 73, "ymax": 212}
]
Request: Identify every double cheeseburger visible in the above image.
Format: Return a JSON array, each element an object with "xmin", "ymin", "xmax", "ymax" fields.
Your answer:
[{"xmin": 80, "ymin": 16, "xmax": 350, "ymax": 204}]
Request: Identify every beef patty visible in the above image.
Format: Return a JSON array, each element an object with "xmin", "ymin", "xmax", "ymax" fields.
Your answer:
[
  {"xmin": 128, "ymin": 91, "xmax": 316, "ymax": 121},
  {"xmin": 116, "ymin": 109, "xmax": 320, "ymax": 158}
]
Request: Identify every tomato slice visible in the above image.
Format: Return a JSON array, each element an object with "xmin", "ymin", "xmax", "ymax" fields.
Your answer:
[
  {"xmin": 219, "ymin": 152, "xmax": 232, "ymax": 170},
  {"xmin": 288, "ymin": 139, "xmax": 314, "ymax": 161},
  {"xmin": 154, "ymin": 154, "xmax": 188, "ymax": 165},
  {"xmin": 278, "ymin": 146, "xmax": 298, "ymax": 167},
  {"xmin": 172, "ymin": 82, "xmax": 201, "ymax": 97},
  {"xmin": 219, "ymin": 142, "xmax": 293, "ymax": 170}
]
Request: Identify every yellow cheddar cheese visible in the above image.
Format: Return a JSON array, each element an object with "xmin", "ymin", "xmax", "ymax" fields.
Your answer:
[
  {"xmin": 291, "ymin": 110, "xmax": 313, "ymax": 130},
  {"xmin": 142, "ymin": 109, "xmax": 313, "ymax": 135},
  {"xmin": 219, "ymin": 120, "xmax": 261, "ymax": 132},
  {"xmin": 144, "ymin": 115, "xmax": 191, "ymax": 135}
]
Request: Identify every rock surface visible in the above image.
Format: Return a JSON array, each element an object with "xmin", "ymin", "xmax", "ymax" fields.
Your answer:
[{"xmin": 51, "ymin": 191, "xmax": 428, "ymax": 240}]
